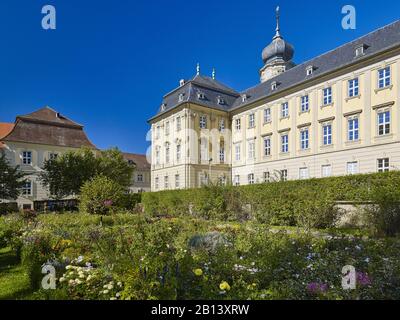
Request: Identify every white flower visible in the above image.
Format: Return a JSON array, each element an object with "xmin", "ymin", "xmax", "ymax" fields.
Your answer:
[
  {"xmin": 116, "ymin": 292, "xmax": 121, "ymax": 297},
  {"xmin": 59, "ymin": 277, "xmax": 65, "ymax": 283},
  {"xmin": 103, "ymin": 290, "xmax": 109, "ymax": 294},
  {"xmin": 110, "ymin": 297, "xmax": 116, "ymax": 301},
  {"xmin": 117, "ymin": 282, "xmax": 122, "ymax": 287},
  {"xmin": 365, "ymin": 257, "xmax": 370, "ymax": 263},
  {"xmin": 76, "ymin": 279, "xmax": 82, "ymax": 285},
  {"xmin": 355, "ymin": 245, "xmax": 362, "ymax": 250},
  {"xmin": 66, "ymin": 265, "xmax": 72, "ymax": 270},
  {"xmin": 77, "ymin": 256, "xmax": 84, "ymax": 263},
  {"xmin": 107, "ymin": 284, "xmax": 114, "ymax": 290}
]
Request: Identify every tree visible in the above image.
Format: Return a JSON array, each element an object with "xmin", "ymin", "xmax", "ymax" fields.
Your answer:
[
  {"xmin": 0, "ymin": 152, "xmax": 26, "ymax": 200},
  {"xmin": 40, "ymin": 147, "xmax": 134, "ymax": 199}
]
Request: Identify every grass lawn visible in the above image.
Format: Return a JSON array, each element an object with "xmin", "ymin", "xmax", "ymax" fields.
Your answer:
[{"xmin": 0, "ymin": 247, "xmax": 32, "ymax": 300}]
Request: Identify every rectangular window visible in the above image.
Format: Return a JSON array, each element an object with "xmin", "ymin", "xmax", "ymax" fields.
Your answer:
[
  {"xmin": 248, "ymin": 173, "xmax": 255, "ymax": 185},
  {"xmin": 235, "ymin": 118, "xmax": 241, "ymax": 131},
  {"xmin": 234, "ymin": 175, "xmax": 240, "ymax": 186},
  {"xmin": 219, "ymin": 142, "xmax": 225, "ymax": 163},
  {"xmin": 347, "ymin": 161, "xmax": 359, "ymax": 175},
  {"xmin": 348, "ymin": 78, "xmax": 359, "ymax": 97},
  {"xmin": 165, "ymin": 143, "xmax": 170, "ymax": 163},
  {"xmin": 155, "ymin": 147, "xmax": 161, "ymax": 165},
  {"xmin": 165, "ymin": 121, "xmax": 170, "ymax": 136},
  {"xmin": 264, "ymin": 108, "xmax": 271, "ymax": 123},
  {"xmin": 235, "ymin": 144, "xmax": 241, "ymax": 161},
  {"xmin": 348, "ymin": 117, "xmax": 359, "ymax": 141},
  {"xmin": 200, "ymin": 138, "xmax": 208, "ymax": 162},
  {"xmin": 281, "ymin": 134, "xmax": 289, "ymax": 153},
  {"xmin": 249, "ymin": 113, "xmax": 255, "ymax": 128},
  {"xmin": 137, "ymin": 174, "xmax": 143, "ymax": 182},
  {"xmin": 156, "ymin": 126, "xmax": 160, "ymax": 139},
  {"xmin": 281, "ymin": 102, "xmax": 289, "ymax": 118},
  {"xmin": 176, "ymin": 144, "xmax": 181, "ymax": 162},
  {"xmin": 164, "ymin": 176, "xmax": 169, "ymax": 189},
  {"xmin": 263, "ymin": 171, "xmax": 270, "ymax": 183},
  {"xmin": 200, "ymin": 173, "xmax": 208, "ymax": 186},
  {"xmin": 175, "ymin": 174, "xmax": 180, "ymax": 188},
  {"xmin": 22, "ymin": 181, "xmax": 32, "ymax": 196},
  {"xmin": 219, "ymin": 119, "xmax": 225, "ymax": 132},
  {"xmin": 301, "ymin": 95, "xmax": 309, "ymax": 113},
  {"xmin": 323, "ymin": 87, "xmax": 332, "ymax": 105},
  {"xmin": 199, "ymin": 115, "xmax": 207, "ymax": 129},
  {"xmin": 299, "ymin": 167, "xmax": 309, "ymax": 180},
  {"xmin": 321, "ymin": 165, "xmax": 332, "ymax": 177},
  {"xmin": 155, "ymin": 177, "xmax": 159, "ymax": 190},
  {"xmin": 176, "ymin": 117, "xmax": 182, "ymax": 131},
  {"xmin": 49, "ymin": 153, "xmax": 58, "ymax": 160},
  {"xmin": 22, "ymin": 151, "xmax": 32, "ymax": 165},
  {"xmin": 300, "ymin": 129, "xmax": 309, "ymax": 150},
  {"xmin": 264, "ymin": 136, "xmax": 271, "ymax": 156},
  {"xmin": 378, "ymin": 67, "xmax": 391, "ymax": 89},
  {"xmin": 323, "ymin": 124, "xmax": 332, "ymax": 146},
  {"xmin": 248, "ymin": 140, "xmax": 255, "ymax": 160},
  {"xmin": 280, "ymin": 169, "xmax": 288, "ymax": 181},
  {"xmin": 377, "ymin": 158, "xmax": 390, "ymax": 172},
  {"xmin": 378, "ymin": 111, "xmax": 390, "ymax": 136}
]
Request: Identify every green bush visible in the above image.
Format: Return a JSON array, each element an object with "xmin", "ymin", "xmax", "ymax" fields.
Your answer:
[
  {"xmin": 142, "ymin": 172, "xmax": 400, "ymax": 228},
  {"xmin": 79, "ymin": 175, "xmax": 125, "ymax": 215}
]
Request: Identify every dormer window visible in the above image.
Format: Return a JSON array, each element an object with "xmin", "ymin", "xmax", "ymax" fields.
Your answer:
[
  {"xmin": 241, "ymin": 94, "xmax": 248, "ymax": 103},
  {"xmin": 355, "ymin": 44, "xmax": 369, "ymax": 57},
  {"xmin": 271, "ymin": 81, "xmax": 278, "ymax": 91},
  {"xmin": 161, "ymin": 103, "xmax": 166, "ymax": 111},
  {"xmin": 306, "ymin": 65, "xmax": 315, "ymax": 76},
  {"xmin": 217, "ymin": 96, "xmax": 225, "ymax": 105},
  {"xmin": 178, "ymin": 93, "xmax": 185, "ymax": 102},
  {"xmin": 197, "ymin": 91, "xmax": 205, "ymax": 100}
]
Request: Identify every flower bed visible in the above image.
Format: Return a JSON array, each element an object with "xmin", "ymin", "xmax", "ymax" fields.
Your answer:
[{"xmin": 1, "ymin": 213, "xmax": 399, "ymax": 300}]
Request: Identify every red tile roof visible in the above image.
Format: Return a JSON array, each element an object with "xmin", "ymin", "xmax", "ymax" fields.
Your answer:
[
  {"xmin": 0, "ymin": 122, "xmax": 15, "ymax": 148},
  {"xmin": 123, "ymin": 153, "xmax": 150, "ymax": 171}
]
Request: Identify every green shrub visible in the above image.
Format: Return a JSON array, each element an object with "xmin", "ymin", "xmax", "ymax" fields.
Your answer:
[
  {"xmin": 142, "ymin": 172, "xmax": 400, "ymax": 228},
  {"xmin": 79, "ymin": 175, "xmax": 125, "ymax": 215}
]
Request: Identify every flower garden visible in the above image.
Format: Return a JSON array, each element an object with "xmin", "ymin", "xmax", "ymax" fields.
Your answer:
[{"xmin": 0, "ymin": 210, "xmax": 399, "ymax": 300}]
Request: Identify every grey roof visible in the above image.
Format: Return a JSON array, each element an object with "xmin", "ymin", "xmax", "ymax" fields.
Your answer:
[{"xmin": 150, "ymin": 20, "xmax": 400, "ymax": 121}]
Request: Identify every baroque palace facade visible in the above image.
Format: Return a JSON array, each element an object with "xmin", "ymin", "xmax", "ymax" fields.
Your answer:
[
  {"xmin": 0, "ymin": 107, "xmax": 150, "ymax": 210},
  {"xmin": 149, "ymin": 10, "xmax": 400, "ymax": 191}
]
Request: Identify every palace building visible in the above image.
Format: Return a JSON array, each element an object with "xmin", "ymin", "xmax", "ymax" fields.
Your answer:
[{"xmin": 148, "ymin": 8, "xmax": 400, "ymax": 191}]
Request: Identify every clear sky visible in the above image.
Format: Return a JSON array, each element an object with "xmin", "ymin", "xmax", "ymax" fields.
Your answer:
[{"xmin": 0, "ymin": 0, "xmax": 399, "ymax": 154}]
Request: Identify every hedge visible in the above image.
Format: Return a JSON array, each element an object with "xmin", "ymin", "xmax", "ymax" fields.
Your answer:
[{"xmin": 142, "ymin": 171, "xmax": 400, "ymax": 228}]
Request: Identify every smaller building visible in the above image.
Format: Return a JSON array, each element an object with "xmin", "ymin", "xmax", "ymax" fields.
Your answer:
[{"xmin": 122, "ymin": 153, "xmax": 151, "ymax": 193}]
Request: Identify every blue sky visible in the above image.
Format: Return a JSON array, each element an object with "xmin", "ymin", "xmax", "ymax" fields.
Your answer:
[{"xmin": 0, "ymin": 0, "xmax": 399, "ymax": 154}]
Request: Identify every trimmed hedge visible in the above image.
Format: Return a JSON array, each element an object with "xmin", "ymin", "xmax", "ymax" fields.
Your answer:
[{"xmin": 142, "ymin": 171, "xmax": 400, "ymax": 228}]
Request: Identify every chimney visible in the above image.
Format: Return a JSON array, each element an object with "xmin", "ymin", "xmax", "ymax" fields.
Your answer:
[{"xmin": 179, "ymin": 79, "xmax": 185, "ymax": 87}]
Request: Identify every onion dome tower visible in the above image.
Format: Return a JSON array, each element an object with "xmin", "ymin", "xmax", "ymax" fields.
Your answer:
[{"xmin": 260, "ymin": 7, "xmax": 295, "ymax": 83}]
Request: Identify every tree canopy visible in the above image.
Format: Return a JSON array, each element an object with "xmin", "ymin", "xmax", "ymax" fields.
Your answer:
[
  {"xmin": 0, "ymin": 153, "xmax": 26, "ymax": 200},
  {"xmin": 40, "ymin": 147, "xmax": 135, "ymax": 199}
]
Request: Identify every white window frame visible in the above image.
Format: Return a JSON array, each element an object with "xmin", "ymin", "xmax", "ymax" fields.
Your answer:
[
  {"xmin": 219, "ymin": 119, "xmax": 225, "ymax": 132},
  {"xmin": 348, "ymin": 78, "xmax": 359, "ymax": 97},
  {"xmin": 199, "ymin": 115, "xmax": 207, "ymax": 129},
  {"xmin": 137, "ymin": 174, "xmax": 144, "ymax": 182},
  {"xmin": 22, "ymin": 180, "xmax": 32, "ymax": 196},
  {"xmin": 299, "ymin": 167, "xmax": 309, "ymax": 180},
  {"xmin": 321, "ymin": 165, "xmax": 332, "ymax": 177},
  {"xmin": 219, "ymin": 142, "xmax": 225, "ymax": 163},
  {"xmin": 280, "ymin": 169, "xmax": 288, "ymax": 181},
  {"xmin": 22, "ymin": 151, "xmax": 32, "ymax": 165},
  {"xmin": 155, "ymin": 146, "xmax": 161, "ymax": 165},
  {"xmin": 264, "ymin": 136, "xmax": 271, "ymax": 156},
  {"xmin": 378, "ymin": 66, "xmax": 391, "ymax": 89},
  {"xmin": 165, "ymin": 121, "xmax": 170, "ymax": 136},
  {"xmin": 347, "ymin": 161, "xmax": 359, "ymax": 175},
  {"xmin": 175, "ymin": 174, "xmax": 180, "ymax": 188},
  {"xmin": 300, "ymin": 128, "xmax": 309, "ymax": 150},
  {"xmin": 281, "ymin": 102, "xmax": 289, "ymax": 118},
  {"xmin": 248, "ymin": 173, "xmax": 255, "ymax": 185},
  {"xmin": 176, "ymin": 117, "xmax": 182, "ymax": 131},
  {"xmin": 235, "ymin": 144, "xmax": 241, "ymax": 161},
  {"xmin": 322, "ymin": 123, "xmax": 332, "ymax": 146},
  {"xmin": 235, "ymin": 118, "xmax": 241, "ymax": 131},
  {"xmin": 348, "ymin": 116, "xmax": 359, "ymax": 141},
  {"xmin": 248, "ymin": 140, "xmax": 255, "ymax": 160},
  {"xmin": 165, "ymin": 143, "xmax": 170, "ymax": 163},
  {"xmin": 281, "ymin": 134, "xmax": 289, "ymax": 153},
  {"xmin": 155, "ymin": 177, "xmax": 159, "ymax": 190},
  {"xmin": 377, "ymin": 110, "xmax": 390, "ymax": 136},
  {"xmin": 323, "ymin": 87, "xmax": 332, "ymax": 105},
  {"xmin": 164, "ymin": 176, "xmax": 169, "ymax": 189},
  {"xmin": 234, "ymin": 175, "xmax": 240, "ymax": 186},
  {"xmin": 176, "ymin": 144, "xmax": 181, "ymax": 163},
  {"xmin": 249, "ymin": 113, "xmax": 255, "ymax": 128},
  {"xmin": 264, "ymin": 108, "xmax": 271, "ymax": 123},
  {"xmin": 263, "ymin": 171, "xmax": 270, "ymax": 183},
  {"xmin": 377, "ymin": 158, "xmax": 390, "ymax": 173},
  {"xmin": 301, "ymin": 95, "xmax": 309, "ymax": 113}
]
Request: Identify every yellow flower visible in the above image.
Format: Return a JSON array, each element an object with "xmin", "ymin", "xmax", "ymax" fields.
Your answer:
[
  {"xmin": 219, "ymin": 281, "xmax": 231, "ymax": 291},
  {"xmin": 193, "ymin": 269, "xmax": 203, "ymax": 276}
]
